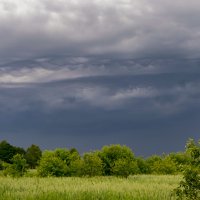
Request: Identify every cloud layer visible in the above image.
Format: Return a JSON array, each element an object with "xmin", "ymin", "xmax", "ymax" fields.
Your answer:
[
  {"xmin": 0, "ymin": 1, "xmax": 200, "ymax": 155},
  {"xmin": 1, "ymin": 0, "xmax": 200, "ymax": 59}
]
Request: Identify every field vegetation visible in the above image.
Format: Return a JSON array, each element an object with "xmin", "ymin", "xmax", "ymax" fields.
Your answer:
[
  {"xmin": 0, "ymin": 175, "xmax": 180, "ymax": 200},
  {"xmin": 0, "ymin": 138, "xmax": 199, "ymax": 199}
]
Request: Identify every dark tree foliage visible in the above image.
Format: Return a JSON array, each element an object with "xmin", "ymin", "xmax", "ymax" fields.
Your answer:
[
  {"xmin": 99, "ymin": 144, "xmax": 135, "ymax": 176},
  {"xmin": 136, "ymin": 157, "xmax": 151, "ymax": 174},
  {"xmin": 3, "ymin": 154, "xmax": 27, "ymax": 177},
  {"xmin": 0, "ymin": 140, "xmax": 25, "ymax": 163},
  {"xmin": 25, "ymin": 144, "xmax": 42, "ymax": 168}
]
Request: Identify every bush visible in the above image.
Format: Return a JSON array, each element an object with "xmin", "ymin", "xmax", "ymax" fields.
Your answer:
[
  {"xmin": 111, "ymin": 159, "xmax": 139, "ymax": 178},
  {"xmin": 82, "ymin": 152, "xmax": 103, "ymax": 177},
  {"xmin": 37, "ymin": 151, "xmax": 68, "ymax": 177},
  {"xmin": 99, "ymin": 145, "xmax": 135, "ymax": 176},
  {"xmin": 25, "ymin": 144, "xmax": 42, "ymax": 169},
  {"xmin": 175, "ymin": 168, "xmax": 200, "ymax": 200},
  {"xmin": 175, "ymin": 139, "xmax": 200, "ymax": 199},
  {"xmin": 136, "ymin": 157, "xmax": 151, "ymax": 174},
  {"xmin": 3, "ymin": 154, "xmax": 27, "ymax": 177},
  {"xmin": 147, "ymin": 155, "xmax": 177, "ymax": 174},
  {"xmin": 69, "ymin": 159, "xmax": 84, "ymax": 177}
]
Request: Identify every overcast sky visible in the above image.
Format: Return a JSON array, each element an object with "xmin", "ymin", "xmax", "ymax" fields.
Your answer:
[{"xmin": 0, "ymin": 0, "xmax": 200, "ymax": 156}]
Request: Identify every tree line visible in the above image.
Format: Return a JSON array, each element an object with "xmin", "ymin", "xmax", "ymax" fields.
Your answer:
[
  {"xmin": 0, "ymin": 138, "xmax": 199, "ymax": 199},
  {"xmin": 0, "ymin": 139, "xmax": 198, "ymax": 178}
]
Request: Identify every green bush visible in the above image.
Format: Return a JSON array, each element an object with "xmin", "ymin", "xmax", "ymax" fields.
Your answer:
[
  {"xmin": 37, "ymin": 151, "xmax": 68, "ymax": 177},
  {"xmin": 111, "ymin": 159, "xmax": 139, "ymax": 178},
  {"xmin": 82, "ymin": 152, "xmax": 103, "ymax": 177},
  {"xmin": 147, "ymin": 155, "xmax": 177, "ymax": 174},
  {"xmin": 3, "ymin": 154, "xmax": 27, "ymax": 177},
  {"xmin": 175, "ymin": 139, "xmax": 200, "ymax": 199},
  {"xmin": 25, "ymin": 144, "xmax": 42, "ymax": 169},
  {"xmin": 69, "ymin": 159, "xmax": 84, "ymax": 177},
  {"xmin": 99, "ymin": 144, "xmax": 135, "ymax": 176},
  {"xmin": 175, "ymin": 168, "xmax": 200, "ymax": 200}
]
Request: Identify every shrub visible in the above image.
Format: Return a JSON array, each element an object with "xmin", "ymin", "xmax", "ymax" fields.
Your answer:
[
  {"xmin": 37, "ymin": 151, "xmax": 68, "ymax": 177},
  {"xmin": 99, "ymin": 145, "xmax": 135, "ymax": 176},
  {"xmin": 3, "ymin": 154, "xmax": 27, "ymax": 177},
  {"xmin": 175, "ymin": 139, "xmax": 200, "ymax": 199},
  {"xmin": 175, "ymin": 168, "xmax": 200, "ymax": 200},
  {"xmin": 82, "ymin": 152, "xmax": 103, "ymax": 177},
  {"xmin": 111, "ymin": 159, "xmax": 139, "ymax": 178}
]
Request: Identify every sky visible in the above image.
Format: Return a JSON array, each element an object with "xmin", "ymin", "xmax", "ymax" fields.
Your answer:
[{"xmin": 0, "ymin": 0, "xmax": 200, "ymax": 156}]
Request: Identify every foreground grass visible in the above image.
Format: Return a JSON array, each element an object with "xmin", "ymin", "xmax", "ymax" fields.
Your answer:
[{"xmin": 0, "ymin": 175, "xmax": 181, "ymax": 200}]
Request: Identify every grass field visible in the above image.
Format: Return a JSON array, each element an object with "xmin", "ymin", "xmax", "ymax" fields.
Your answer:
[{"xmin": 0, "ymin": 175, "xmax": 181, "ymax": 200}]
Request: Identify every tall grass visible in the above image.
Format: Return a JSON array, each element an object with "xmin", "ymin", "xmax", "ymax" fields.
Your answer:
[{"xmin": 0, "ymin": 175, "xmax": 181, "ymax": 200}]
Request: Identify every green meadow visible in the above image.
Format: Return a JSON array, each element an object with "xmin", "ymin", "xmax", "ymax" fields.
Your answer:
[{"xmin": 0, "ymin": 175, "xmax": 181, "ymax": 200}]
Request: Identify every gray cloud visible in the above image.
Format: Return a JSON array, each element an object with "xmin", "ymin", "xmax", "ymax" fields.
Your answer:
[
  {"xmin": 1, "ymin": 0, "xmax": 200, "ymax": 59},
  {"xmin": 0, "ymin": 1, "xmax": 200, "ymax": 155}
]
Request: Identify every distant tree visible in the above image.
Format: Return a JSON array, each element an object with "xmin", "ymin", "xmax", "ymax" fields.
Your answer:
[
  {"xmin": 136, "ymin": 157, "xmax": 151, "ymax": 174},
  {"xmin": 99, "ymin": 145, "xmax": 135, "ymax": 176},
  {"xmin": 37, "ymin": 151, "xmax": 68, "ymax": 177},
  {"xmin": 82, "ymin": 152, "xmax": 103, "ymax": 177},
  {"xmin": 111, "ymin": 158, "xmax": 139, "ymax": 178},
  {"xmin": 54, "ymin": 148, "xmax": 71, "ymax": 165},
  {"xmin": 169, "ymin": 152, "xmax": 191, "ymax": 172},
  {"xmin": 0, "ymin": 140, "xmax": 25, "ymax": 163},
  {"xmin": 25, "ymin": 144, "xmax": 42, "ymax": 168},
  {"xmin": 68, "ymin": 148, "xmax": 82, "ymax": 176},
  {"xmin": 69, "ymin": 158, "xmax": 84, "ymax": 177},
  {"xmin": 15, "ymin": 147, "xmax": 26, "ymax": 156},
  {"xmin": 3, "ymin": 154, "xmax": 27, "ymax": 177},
  {"xmin": 147, "ymin": 155, "xmax": 177, "ymax": 174}
]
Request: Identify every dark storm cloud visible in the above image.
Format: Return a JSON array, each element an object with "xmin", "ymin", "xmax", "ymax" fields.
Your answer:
[
  {"xmin": 1, "ymin": 0, "xmax": 200, "ymax": 59},
  {"xmin": 0, "ymin": 59, "xmax": 200, "ymax": 155},
  {"xmin": 0, "ymin": 0, "xmax": 200, "ymax": 155}
]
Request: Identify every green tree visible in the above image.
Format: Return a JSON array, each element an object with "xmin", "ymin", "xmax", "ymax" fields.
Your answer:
[
  {"xmin": 136, "ymin": 157, "xmax": 151, "ymax": 174},
  {"xmin": 155, "ymin": 156, "xmax": 177, "ymax": 174},
  {"xmin": 82, "ymin": 152, "xmax": 103, "ymax": 177},
  {"xmin": 25, "ymin": 144, "xmax": 42, "ymax": 168},
  {"xmin": 3, "ymin": 154, "xmax": 27, "ymax": 177},
  {"xmin": 175, "ymin": 139, "xmax": 200, "ymax": 200},
  {"xmin": 69, "ymin": 158, "xmax": 84, "ymax": 177},
  {"xmin": 0, "ymin": 140, "xmax": 26, "ymax": 163},
  {"xmin": 169, "ymin": 152, "xmax": 191, "ymax": 172},
  {"xmin": 37, "ymin": 151, "xmax": 68, "ymax": 177},
  {"xmin": 111, "ymin": 158, "xmax": 138, "ymax": 178},
  {"xmin": 99, "ymin": 144, "xmax": 135, "ymax": 176}
]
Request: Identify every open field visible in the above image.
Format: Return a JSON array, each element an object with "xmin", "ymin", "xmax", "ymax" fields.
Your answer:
[{"xmin": 0, "ymin": 175, "xmax": 181, "ymax": 200}]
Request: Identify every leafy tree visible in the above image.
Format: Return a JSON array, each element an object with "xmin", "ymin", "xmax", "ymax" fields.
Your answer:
[
  {"xmin": 0, "ymin": 140, "xmax": 26, "ymax": 164},
  {"xmin": 99, "ymin": 145, "xmax": 135, "ymax": 176},
  {"xmin": 69, "ymin": 158, "xmax": 84, "ymax": 177},
  {"xmin": 37, "ymin": 151, "xmax": 68, "ymax": 177},
  {"xmin": 146, "ymin": 155, "xmax": 177, "ymax": 174},
  {"xmin": 0, "ymin": 140, "xmax": 17, "ymax": 163},
  {"xmin": 136, "ymin": 157, "xmax": 151, "ymax": 174},
  {"xmin": 54, "ymin": 148, "xmax": 71, "ymax": 164},
  {"xmin": 175, "ymin": 139, "xmax": 200, "ymax": 200},
  {"xmin": 3, "ymin": 154, "xmax": 27, "ymax": 177},
  {"xmin": 25, "ymin": 144, "xmax": 42, "ymax": 168},
  {"xmin": 176, "ymin": 168, "xmax": 200, "ymax": 200},
  {"xmin": 111, "ymin": 158, "xmax": 138, "ymax": 178},
  {"xmin": 169, "ymin": 152, "xmax": 191, "ymax": 172},
  {"xmin": 82, "ymin": 152, "xmax": 103, "ymax": 177}
]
